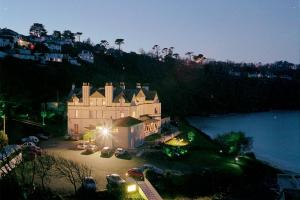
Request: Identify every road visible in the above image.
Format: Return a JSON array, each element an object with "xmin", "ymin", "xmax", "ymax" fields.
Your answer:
[{"xmin": 40, "ymin": 137, "xmax": 147, "ymax": 193}]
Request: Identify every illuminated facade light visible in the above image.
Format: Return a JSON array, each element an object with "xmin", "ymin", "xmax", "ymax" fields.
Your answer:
[{"xmin": 127, "ymin": 184, "xmax": 137, "ymax": 193}]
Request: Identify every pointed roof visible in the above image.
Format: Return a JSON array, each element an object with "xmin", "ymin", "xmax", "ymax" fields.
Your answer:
[{"xmin": 90, "ymin": 90, "xmax": 105, "ymax": 98}]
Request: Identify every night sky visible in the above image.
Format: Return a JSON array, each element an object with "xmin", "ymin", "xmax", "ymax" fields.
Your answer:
[{"xmin": 0, "ymin": 0, "xmax": 299, "ymax": 63}]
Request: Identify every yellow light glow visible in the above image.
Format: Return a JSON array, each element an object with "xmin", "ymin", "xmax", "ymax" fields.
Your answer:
[
  {"xmin": 102, "ymin": 128, "xmax": 109, "ymax": 135},
  {"xmin": 127, "ymin": 184, "xmax": 137, "ymax": 193}
]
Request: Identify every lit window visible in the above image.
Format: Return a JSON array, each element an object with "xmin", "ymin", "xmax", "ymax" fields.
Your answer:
[
  {"xmin": 103, "ymin": 101, "xmax": 106, "ymax": 105},
  {"xmin": 121, "ymin": 113, "xmax": 124, "ymax": 118},
  {"xmin": 132, "ymin": 111, "xmax": 136, "ymax": 118},
  {"xmin": 75, "ymin": 110, "xmax": 78, "ymax": 118},
  {"xmin": 131, "ymin": 127, "xmax": 134, "ymax": 133}
]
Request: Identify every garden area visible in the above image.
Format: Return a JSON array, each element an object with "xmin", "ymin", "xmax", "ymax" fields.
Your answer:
[{"xmin": 140, "ymin": 120, "xmax": 280, "ymax": 199}]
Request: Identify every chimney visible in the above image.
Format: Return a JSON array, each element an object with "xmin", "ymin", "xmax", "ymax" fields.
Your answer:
[
  {"xmin": 142, "ymin": 83, "xmax": 149, "ymax": 91},
  {"xmin": 120, "ymin": 82, "xmax": 125, "ymax": 90},
  {"xmin": 105, "ymin": 82, "xmax": 113, "ymax": 106},
  {"xmin": 136, "ymin": 83, "xmax": 141, "ymax": 89},
  {"xmin": 82, "ymin": 82, "xmax": 90, "ymax": 105}
]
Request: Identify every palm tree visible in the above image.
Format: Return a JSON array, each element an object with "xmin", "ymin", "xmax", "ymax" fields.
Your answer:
[
  {"xmin": 152, "ymin": 45, "xmax": 160, "ymax": 59},
  {"xmin": 185, "ymin": 51, "xmax": 194, "ymax": 61},
  {"xmin": 115, "ymin": 39, "xmax": 124, "ymax": 52}
]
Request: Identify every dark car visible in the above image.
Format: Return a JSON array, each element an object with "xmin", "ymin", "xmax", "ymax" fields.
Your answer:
[
  {"xmin": 101, "ymin": 146, "xmax": 113, "ymax": 157},
  {"xmin": 86, "ymin": 144, "xmax": 98, "ymax": 154},
  {"xmin": 115, "ymin": 148, "xmax": 131, "ymax": 159},
  {"xmin": 126, "ymin": 168, "xmax": 144, "ymax": 181},
  {"xmin": 81, "ymin": 177, "xmax": 97, "ymax": 192}
]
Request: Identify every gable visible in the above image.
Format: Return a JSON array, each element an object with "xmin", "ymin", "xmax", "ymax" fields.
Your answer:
[{"xmin": 90, "ymin": 91, "xmax": 104, "ymax": 98}]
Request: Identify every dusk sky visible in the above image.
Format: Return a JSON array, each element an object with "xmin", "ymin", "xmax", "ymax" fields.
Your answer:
[{"xmin": 0, "ymin": 0, "xmax": 299, "ymax": 63}]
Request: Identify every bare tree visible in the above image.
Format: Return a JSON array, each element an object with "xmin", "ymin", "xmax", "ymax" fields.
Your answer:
[
  {"xmin": 35, "ymin": 153, "xmax": 56, "ymax": 190},
  {"xmin": 54, "ymin": 156, "xmax": 91, "ymax": 194}
]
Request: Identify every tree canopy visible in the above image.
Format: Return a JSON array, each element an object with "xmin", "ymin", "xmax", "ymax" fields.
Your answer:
[{"xmin": 214, "ymin": 131, "xmax": 253, "ymax": 155}]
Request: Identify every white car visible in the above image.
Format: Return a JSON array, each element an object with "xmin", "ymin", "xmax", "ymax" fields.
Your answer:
[
  {"xmin": 76, "ymin": 141, "xmax": 88, "ymax": 150},
  {"xmin": 106, "ymin": 174, "xmax": 126, "ymax": 186}
]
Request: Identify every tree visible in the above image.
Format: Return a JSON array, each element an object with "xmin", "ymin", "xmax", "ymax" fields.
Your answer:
[
  {"xmin": 75, "ymin": 32, "xmax": 82, "ymax": 42},
  {"xmin": 185, "ymin": 51, "xmax": 193, "ymax": 61},
  {"xmin": 54, "ymin": 156, "xmax": 91, "ymax": 194},
  {"xmin": 29, "ymin": 23, "xmax": 47, "ymax": 37},
  {"xmin": 52, "ymin": 30, "xmax": 61, "ymax": 39},
  {"xmin": 168, "ymin": 47, "xmax": 174, "ymax": 56},
  {"xmin": 35, "ymin": 154, "xmax": 56, "ymax": 191},
  {"xmin": 115, "ymin": 39, "xmax": 124, "ymax": 52},
  {"xmin": 173, "ymin": 53, "xmax": 180, "ymax": 59},
  {"xmin": 100, "ymin": 40, "xmax": 109, "ymax": 49},
  {"xmin": 0, "ymin": 131, "xmax": 8, "ymax": 150},
  {"xmin": 62, "ymin": 30, "xmax": 75, "ymax": 42},
  {"xmin": 214, "ymin": 131, "xmax": 253, "ymax": 155},
  {"xmin": 162, "ymin": 48, "xmax": 169, "ymax": 58},
  {"xmin": 152, "ymin": 45, "xmax": 160, "ymax": 59}
]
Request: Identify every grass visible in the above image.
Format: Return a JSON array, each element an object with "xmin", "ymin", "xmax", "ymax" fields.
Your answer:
[{"xmin": 164, "ymin": 138, "xmax": 189, "ymax": 146}]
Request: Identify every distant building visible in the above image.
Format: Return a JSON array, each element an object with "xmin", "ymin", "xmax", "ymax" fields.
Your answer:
[
  {"xmin": 277, "ymin": 174, "xmax": 300, "ymax": 200},
  {"xmin": 45, "ymin": 42, "xmax": 62, "ymax": 52},
  {"xmin": 45, "ymin": 53, "xmax": 63, "ymax": 62},
  {"xmin": 78, "ymin": 50, "xmax": 94, "ymax": 63},
  {"xmin": 67, "ymin": 82, "xmax": 161, "ymax": 148}
]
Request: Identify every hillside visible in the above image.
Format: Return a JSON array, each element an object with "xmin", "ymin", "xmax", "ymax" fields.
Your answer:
[{"xmin": 1, "ymin": 50, "xmax": 300, "ymax": 117}]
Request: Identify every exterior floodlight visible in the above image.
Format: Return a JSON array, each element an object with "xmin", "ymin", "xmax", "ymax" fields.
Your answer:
[
  {"xmin": 235, "ymin": 157, "xmax": 239, "ymax": 162},
  {"xmin": 219, "ymin": 150, "xmax": 223, "ymax": 153},
  {"xmin": 127, "ymin": 184, "xmax": 137, "ymax": 193}
]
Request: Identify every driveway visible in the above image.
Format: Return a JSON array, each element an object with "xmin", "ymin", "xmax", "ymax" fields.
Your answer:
[{"xmin": 40, "ymin": 137, "xmax": 147, "ymax": 192}]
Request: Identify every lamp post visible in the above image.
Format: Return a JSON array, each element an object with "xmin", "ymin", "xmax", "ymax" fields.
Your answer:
[{"xmin": 1, "ymin": 114, "xmax": 5, "ymax": 134}]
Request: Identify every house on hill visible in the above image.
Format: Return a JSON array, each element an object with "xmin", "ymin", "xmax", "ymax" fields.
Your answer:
[{"xmin": 67, "ymin": 82, "xmax": 161, "ymax": 148}]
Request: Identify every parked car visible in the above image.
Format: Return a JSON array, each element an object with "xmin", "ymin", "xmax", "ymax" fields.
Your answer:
[
  {"xmin": 126, "ymin": 168, "xmax": 144, "ymax": 181},
  {"xmin": 21, "ymin": 136, "xmax": 39, "ymax": 144},
  {"xmin": 101, "ymin": 146, "xmax": 113, "ymax": 157},
  {"xmin": 36, "ymin": 133, "xmax": 49, "ymax": 140},
  {"xmin": 81, "ymin": 177, "xmax": 96, "ymax": 192},
  {"xmin": 141, "ymin": 164, "xmax": 164, "ymax": 175},
  {"xmin": 115, "ymin": 148, "xmax": 130, "ymax": 158},
  {"xmin": 22, "ymin": 142, "xmax": 37, "ymax": 148},
  {"xmin": 86, "ymin": 144, "xmax": 98, "ymax": 153},
  {"xmin": 76, "ymin": 141, "xmax": 88, "ymax": 150},
  {"xmin": 106, "ymin": 174, "xmax": 126, "ymax": 186}
]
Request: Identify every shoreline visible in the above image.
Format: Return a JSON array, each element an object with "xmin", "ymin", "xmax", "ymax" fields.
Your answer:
[{"xmin": 183, "ymin": 117, "xmax": 299, "ymax": 175}]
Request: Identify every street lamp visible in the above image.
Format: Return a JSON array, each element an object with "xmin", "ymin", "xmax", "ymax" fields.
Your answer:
[
  {"xmin": 1, "ymin": 114, "xmax": 5, "ymax": 134},
  {"xmin": 102, "ymin": 128, "xmax": 109, "ymax": 136}
]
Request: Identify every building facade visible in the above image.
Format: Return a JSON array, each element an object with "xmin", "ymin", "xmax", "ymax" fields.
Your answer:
[{"xmin": 67, "ymin": 82, "xmax": 161, "ymax": 148}]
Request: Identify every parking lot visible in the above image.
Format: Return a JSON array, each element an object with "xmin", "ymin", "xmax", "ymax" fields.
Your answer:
[{"xmin": 39, "ymin": 137, "xmax": 147, "ymax": 192}]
